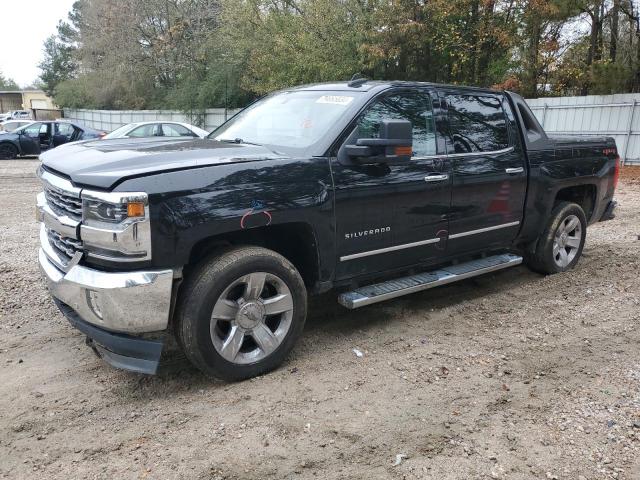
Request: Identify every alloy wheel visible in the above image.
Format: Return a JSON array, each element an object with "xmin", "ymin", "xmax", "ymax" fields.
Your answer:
[
  {"xmin": 552, "ymin": 214, "xmax": 582, "ymax": 268},
  {"xmin": 209, "ymin": 272, "xmax": 294, "ymax": 365}
]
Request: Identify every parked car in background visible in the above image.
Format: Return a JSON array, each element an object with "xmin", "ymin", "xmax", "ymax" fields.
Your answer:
[
  {"xmin": 0, "ymin": 111, "xmax": 32, "ymax": 123},
  {"xmin": 0, "ymin": 120, "xmax": 33, "ymax": 133},
  {"xmin": 103, "ymin": 121, "xmax": 209, "ymax": 139},
  {"xmin": 8, "ymin": 110, "xmax": 32, "ymax": 120},
  {"xmin": 0, "ymin": 120, "xmax": 105, "ymax": 159}
]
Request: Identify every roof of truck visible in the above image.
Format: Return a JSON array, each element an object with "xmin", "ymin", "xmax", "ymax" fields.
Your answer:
[{"xmin": 289, "ymin": 80, "xmax": 502, "ymax": 95}]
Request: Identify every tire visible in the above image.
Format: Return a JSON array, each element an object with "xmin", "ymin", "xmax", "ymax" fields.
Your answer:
[
  {"xmin": 0, "ymin": 143, "xmax": 18, "ymax": 160},
  {"xmin": 525, "ymin": 201, "xmax": 587, "ymax": 274},
  {"xmin": 175, "ymin": 246, "xmax": 307, "ymax": 381}
]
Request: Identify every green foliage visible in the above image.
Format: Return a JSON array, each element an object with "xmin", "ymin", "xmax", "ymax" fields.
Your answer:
[
  {"xmin": 39, "ymin": 34, "xmax": 78, "ymax": 97},
  {"xmin": 0, "ymin": 72, "xmax": 19, "ymax": 91},
  {"xmin": 39, "ymin": 0, "xmax": 640, "ymax": 110}
]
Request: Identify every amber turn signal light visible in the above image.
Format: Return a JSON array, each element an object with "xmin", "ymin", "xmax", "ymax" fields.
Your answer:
[
  {"xmin": 127, "ymin": 202, "xmax": 145, "ymax": 217},
  {"xmin": 395, "ymin": 146, "xmax": 412, "ymax": 156}
]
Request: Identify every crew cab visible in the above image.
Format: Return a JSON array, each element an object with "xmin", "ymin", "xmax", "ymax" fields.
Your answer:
[{"xmin": 36, "ymin": 81, "xmax": 619, "ymax": 381}]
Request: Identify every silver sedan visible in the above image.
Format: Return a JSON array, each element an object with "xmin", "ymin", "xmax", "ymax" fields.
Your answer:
[{"xmin": 103, "ymin": 121, "xmax": 209, "ymax": 139}]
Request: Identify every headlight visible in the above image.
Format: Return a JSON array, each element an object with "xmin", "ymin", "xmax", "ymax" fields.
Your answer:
[
  {"xmin": 83, "ymin": 198, "xmax": 129, "ymax": 224},
  {"xmin": 80, "ymin": 191, "xmax": 152, "ymax": 262}
]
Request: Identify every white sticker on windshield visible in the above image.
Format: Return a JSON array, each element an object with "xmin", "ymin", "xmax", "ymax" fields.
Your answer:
[{"xmin": 316, "ymin": 95, "xmax": 354, "ymax": 106}]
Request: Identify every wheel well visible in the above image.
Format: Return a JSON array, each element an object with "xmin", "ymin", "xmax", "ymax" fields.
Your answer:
[
  {"xmin": 187, "ymin": 223, "xmax": 320, "ymax": 287},
  {"xmin": 554, "ymin": 185, "xmax": 596, "ymax": 221}
]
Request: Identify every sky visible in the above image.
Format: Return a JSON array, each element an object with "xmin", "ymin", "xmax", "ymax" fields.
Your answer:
[{"xmin": 0, "ymin": 0, "xmax": 77, "ymax": 87}]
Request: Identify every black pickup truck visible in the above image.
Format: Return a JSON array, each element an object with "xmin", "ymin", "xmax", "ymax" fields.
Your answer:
[{"xmin": 37, "ymin": 80, "xmax": 619, "ymax": 380}]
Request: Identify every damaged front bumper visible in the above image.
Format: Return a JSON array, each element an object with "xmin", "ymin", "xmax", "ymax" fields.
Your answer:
[{"xmin": 39, "ymin": 248, "xmax": 174, "ymax": 374}]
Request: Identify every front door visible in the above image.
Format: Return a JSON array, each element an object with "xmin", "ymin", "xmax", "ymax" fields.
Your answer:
[
  {"xmin": 441, "ymin": 91, "xmax": 526, "ymax": 254},
  {"xmin": 19, "ymin": 122, "xmax": 43, "ymax": 155},
  {"xmin": 332, "ymin": 89, "xmax": 451, "ymax": 280}
]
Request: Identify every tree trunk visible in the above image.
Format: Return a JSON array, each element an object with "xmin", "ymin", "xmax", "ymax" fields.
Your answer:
[
  {"xmin": 523, "ymin": 16, "xmax": 541, "ymax": 98},
  {"xmin": 583, "ymin": 4, "xmax": 602, "ymax": 95},
  {"xmin": 476, "ymin": 0, "xmax": 496, "ymax": 86},
  {"xmin": 610, "ymin": 0, "xmax": 619, "ymax": 61}
]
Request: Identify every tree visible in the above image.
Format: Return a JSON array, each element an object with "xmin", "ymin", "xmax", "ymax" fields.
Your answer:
[
  {"xmin": 0, "ymin": 72, "xmax": 19, "ymax": 91},
  {"xmin": 40, "ymin": 0, "xmax": 640, "ymax": 110},
  {"xmin": 38, "ymin": 1, "xmax": 84, "ymax": 97}
]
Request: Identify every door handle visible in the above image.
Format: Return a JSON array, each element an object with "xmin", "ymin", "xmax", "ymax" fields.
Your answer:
[
  {"xmin": 505, "ymin": 167, "xmax": 524, "ymax": 174},
  {"xmin": 424, "ymin": 174, "xmax": 449, "ymax": 183}
]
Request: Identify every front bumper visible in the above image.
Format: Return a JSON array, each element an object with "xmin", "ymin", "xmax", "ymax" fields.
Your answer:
[
  {"xmin": 54, "ymin": 299, "xmax": 164, "ymax": 375},
  {"xmin": 39, "ymin": 248, "xmax": 174, "ymax": 333}
]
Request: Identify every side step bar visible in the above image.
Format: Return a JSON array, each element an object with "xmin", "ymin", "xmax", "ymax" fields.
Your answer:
[{"xmin": 338, "ymin": 253, "xmax": 523, "ymax": 309}]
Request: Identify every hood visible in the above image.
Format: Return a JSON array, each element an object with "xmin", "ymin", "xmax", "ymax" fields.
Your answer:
[{"xmin": 40, "ymin": 137, "xmax": 288, "ymax": 190}]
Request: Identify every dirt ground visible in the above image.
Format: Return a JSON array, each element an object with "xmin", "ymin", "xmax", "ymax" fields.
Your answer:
[{"xmin": 0, "ymin": 160, "xmax": 638, "ymax": 480}]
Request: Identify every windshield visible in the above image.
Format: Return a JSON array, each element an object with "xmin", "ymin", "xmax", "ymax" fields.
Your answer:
[
  {"xmin": 211, "ymin": 91, "xmax": 358, "ymax": 152},
  {"xmin": 12, "ymin": 122, "xmax": 35, "ymax": 133}
]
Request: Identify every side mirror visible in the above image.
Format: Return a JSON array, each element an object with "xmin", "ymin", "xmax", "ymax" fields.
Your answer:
[{"xmin": 345, "ymin": 119, "xmax": 413, "ymax": 164}]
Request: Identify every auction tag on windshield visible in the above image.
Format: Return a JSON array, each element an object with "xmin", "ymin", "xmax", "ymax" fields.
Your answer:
[{"xmin": 316, "ymin": 95, "xmax": 354, "ymax": 105}]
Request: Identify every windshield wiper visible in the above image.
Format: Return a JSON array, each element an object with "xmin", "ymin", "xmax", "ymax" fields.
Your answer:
[{"xmin": 217, "ymin": 138, "xmax": 263, "ymax": 147}]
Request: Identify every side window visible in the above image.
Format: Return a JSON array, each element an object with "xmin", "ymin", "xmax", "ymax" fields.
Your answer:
[
  {"xmin": 357, "ymin": 92, "xmax": 437, "ymax": 157},
  {"xmin": 39, "ymin": 124, "xmax": 49, "ymax": 135},
  {"xmin": 446, "ymin": 94, "xmax": 509, "ymax": 153},
  {"xmin": 129, "ymin": 124, "xmax": 159, "ymax": 137},
  {"xmin": 23, "ymin": 123, "xmax": 42, "ymax": 137},
  {"xmin": 162, "ymin": 123, "xmax": 194, "ymax": 137},
  {"xmin": 56, "ymin": 123, "xmax": 75, "ymax": 138}
]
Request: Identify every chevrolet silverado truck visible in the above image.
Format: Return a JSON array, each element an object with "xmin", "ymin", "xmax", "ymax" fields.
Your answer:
[{"xmin": 36, "ymin": 80, "xmax": 619, "ymax": 381}]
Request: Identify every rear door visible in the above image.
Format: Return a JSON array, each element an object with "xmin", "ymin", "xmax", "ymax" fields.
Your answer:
[
  {"xmin": 441, "ymin": 90, "xmax": 526, "ymax": 254},
  {"xmin": 53, "ymin": 122, "xmax": 76, "ymax": 147},
  {"xmin": 332, "ymin": 88, "xmax": 451, "ymax": 279}
]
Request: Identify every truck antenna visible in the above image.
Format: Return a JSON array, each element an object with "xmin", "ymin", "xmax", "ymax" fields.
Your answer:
[{"xmin": 348, "ymin": 73, "xmax": 368, "ymax": 88}]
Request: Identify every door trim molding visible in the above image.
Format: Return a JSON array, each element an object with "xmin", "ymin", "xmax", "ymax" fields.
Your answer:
[
  {"xmin": 448, "ymin": 221, "xmax": 520, "ymax": 239},
  {"xmin": 340, "ymin": 221, "xmax": 521, "ymax": 261},
  {"xmin": 447, "ymin": 146, "xmax": 514, "ymax": 158},
  {"xmin": 340, "ymin": 237, "xmax": 441, "ymax": 262}
]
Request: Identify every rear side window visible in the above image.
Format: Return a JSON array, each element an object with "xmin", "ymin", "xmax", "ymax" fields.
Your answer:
[
  {"xmin": 162, "ymin": 123, "xmax": 194, "ymax": 137},
  {"xmin": 446, "ymin": 94, "xmax": 509, "ymax": 153}
]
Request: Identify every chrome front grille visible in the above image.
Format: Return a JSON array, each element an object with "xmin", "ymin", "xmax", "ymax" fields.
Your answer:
[
  {"xmin": 44, "ymin": 185, "xmax": 82, "ymax": 220},
  {"xmin": 46, "ymin": 227, "xmax": 83, "ymax": 263}
]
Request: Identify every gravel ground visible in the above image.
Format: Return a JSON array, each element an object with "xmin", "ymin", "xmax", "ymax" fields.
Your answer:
[{"xmin": 0, "ymin": 160, "xmax": 638, "ymax": 480}]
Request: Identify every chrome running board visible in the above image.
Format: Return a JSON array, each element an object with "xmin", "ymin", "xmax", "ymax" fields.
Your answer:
[{"xmin": 337, "ymin": 253, "xmax": 523, "ymax": 309}]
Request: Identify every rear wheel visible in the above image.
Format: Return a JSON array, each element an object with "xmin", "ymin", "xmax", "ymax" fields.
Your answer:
[
  {"xmin": 525, "ymin": 201, "xmax": 587, "ymax": 274},
  {"xmin": 0, "ymin": 143, "xmax": 18, "ymax": 160},
  {"xmin": 175, "ymin": 246, "xmax": 307, "ymax": 381}
]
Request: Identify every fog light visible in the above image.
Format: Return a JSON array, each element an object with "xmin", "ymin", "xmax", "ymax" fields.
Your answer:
[{"xmin": 86, "ymin": 290, "xmax": 103, "ymax": 319}]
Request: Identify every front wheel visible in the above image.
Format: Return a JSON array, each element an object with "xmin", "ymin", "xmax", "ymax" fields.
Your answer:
[
  {"xmin": 525, "ymin": 201, "xmax": 587, "ymax": 274},
  {"xmin": 175, "ymin": 246, "xmax": 307, "ymax": 381},
  {"xmin": 0, "ymin": 143, "xmax": 18, "ymax": 160}
]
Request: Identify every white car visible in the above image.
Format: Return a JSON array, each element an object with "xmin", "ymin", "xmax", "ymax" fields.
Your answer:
[
  {"xmin": 103, "ymin": 121, "xmax": 209, "ymax": 139},
  {"xmin": 0, "ymin": 119, "xmax": 34, "ymax": 133}
]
